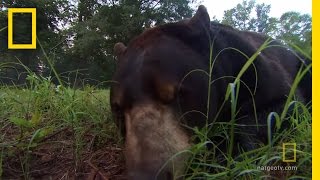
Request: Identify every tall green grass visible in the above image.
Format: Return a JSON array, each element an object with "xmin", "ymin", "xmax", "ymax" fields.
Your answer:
[
  {"xmin": 163, "ymin": 39, "xmax": 312, "ymax": 179},
  {"xmin": 0, "ymin": 40, "xmax": 120, "ymax": 179},
  {"xmin": 0, "ymin": 75, "xmax": 119, "ymax": 179}
]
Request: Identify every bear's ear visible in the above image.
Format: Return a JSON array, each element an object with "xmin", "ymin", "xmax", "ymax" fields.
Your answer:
[
  {"xmin": 114, "ymin": 42, "xmax": 127, "ymax": 59},
  {"xmin": 188, "ymin": 5, "xmax": 210, "ymax": 35}
]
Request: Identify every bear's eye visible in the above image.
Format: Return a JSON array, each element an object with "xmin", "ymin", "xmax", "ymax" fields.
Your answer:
[{"xmin": 156, "ymin": 83, "xmax": 176, "ymax": 104}]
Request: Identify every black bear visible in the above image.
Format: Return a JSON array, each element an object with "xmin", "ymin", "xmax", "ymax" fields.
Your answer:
[{"xmin": 110, "ymin": 5, "xmax": 311, "ymax": 180}]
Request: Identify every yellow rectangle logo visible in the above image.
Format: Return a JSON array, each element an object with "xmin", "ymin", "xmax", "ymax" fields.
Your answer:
[
  {"xmin": 8, "ymin": 8, "xmax": 36, "ymax": 49},
  {"xmin": 283, "ymin": 143, "xmax": 297, "ymax": 162}
]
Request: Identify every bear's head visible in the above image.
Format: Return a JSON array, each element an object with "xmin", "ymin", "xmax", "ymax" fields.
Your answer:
[{"xmin": 110, "ymin": 5, "xmax": 216, "ymax": 180}]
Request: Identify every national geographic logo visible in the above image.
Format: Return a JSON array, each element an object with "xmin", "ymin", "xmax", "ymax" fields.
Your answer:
[
  {"xmin": 283, "ymin": 143, "xmax": 297, "ymax": 162},
  {"xmin": 7, "ymin": 8, "xmax": 37, "ymax": 49}
]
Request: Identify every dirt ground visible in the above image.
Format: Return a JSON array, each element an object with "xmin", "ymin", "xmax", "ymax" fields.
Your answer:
[{"xmin": 2, "ymin": 126, "xmax": 126, "ymax": 180}]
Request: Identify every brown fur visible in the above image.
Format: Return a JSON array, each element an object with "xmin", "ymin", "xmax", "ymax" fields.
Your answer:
[{"xmin": 124, "ymin": 103, "xmax": 190, "ymax": 179}]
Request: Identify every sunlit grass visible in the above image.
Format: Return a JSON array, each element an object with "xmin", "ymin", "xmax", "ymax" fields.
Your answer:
[{"xmin": 0, "ymin": 72, "xmax": 118, "ymax": 179}]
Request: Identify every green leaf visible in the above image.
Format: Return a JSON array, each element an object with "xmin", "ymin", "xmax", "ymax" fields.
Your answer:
[
  {"xmin": 30, "ymin": 111, "xmax": 41, "ymax": 126},
  {"xmin": 9, "ymin": 117, "xmax": 32, "ymax": 128}
]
